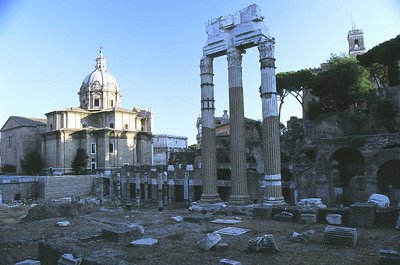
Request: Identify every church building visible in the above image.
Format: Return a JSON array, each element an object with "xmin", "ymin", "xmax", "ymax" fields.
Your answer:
[{"xmin": 41, "ymin": 49, "xmax": 153, "ymax": 174}]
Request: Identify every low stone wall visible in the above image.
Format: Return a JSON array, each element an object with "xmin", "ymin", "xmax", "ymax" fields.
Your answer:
[
  {"xmin": 0, "ymin": 176, "xmax": 39, "ymax": 202},
  {"xmin": 38, "ymin": 175, "xmax": 96, "ymax": 200}
]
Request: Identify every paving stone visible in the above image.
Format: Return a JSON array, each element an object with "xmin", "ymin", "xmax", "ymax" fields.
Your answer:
[
  {"xmin": 214, "ymin": 227, "xmax": 249, "ymax": 236},
  {"xmin": 219, "ymin": 258, "xmax": 241, "ymax": 265},
  {"xmin": 130, "ymin": 238, "xmax": 158, "ymax": 247}
]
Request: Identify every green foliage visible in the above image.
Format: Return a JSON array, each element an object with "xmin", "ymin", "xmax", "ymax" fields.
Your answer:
[
  {"xmin": 308, "ymin": 54, "xmax": 374, "ymax": 113},
  {"xmin": 188, "ymin": 144, "xmax": 199, "ymax": 150},
  {"xmin": 372, "ymin": 101, "xmax": 397, "ymax": 132},
  {"xmin": 1, "ymin": 164, "xmax": 16, "ymax": 173},
  {"xmin": 306, "ymin": 101, "xmax": 325, "ymax": 120},
  {"xmin": 71, "ymin": 148, "xmax": 89, "ymax": 174},
  {"xmin": 20, "ymin": 151, "xmax": 43, "ymax": 174},
  {"xmin": 357, "ymin": 35, "xmax": 400, "ymax": 86},
  {"xmin": 276, "ymin": 69, "xmax": 314, "ymax": 93}
]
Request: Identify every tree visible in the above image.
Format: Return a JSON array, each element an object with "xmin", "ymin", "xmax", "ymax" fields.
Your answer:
[
  {"xmin": 71, "ymin": 148, "xmax": 89, "ymax": 174},
  {"xmin": 20, "ymin": 151, "xmax": 43, "ymax": 174},
  {"xmin": 308, "ymin": 54, "xmax": 373, "ymax": 113},
  {"xmin": 188, "ymin": 144, "xmax": 199, "ymax": 150},
  {"xmin": 276, "ymin": 69, "xmax": 315, "ymax": 118}
]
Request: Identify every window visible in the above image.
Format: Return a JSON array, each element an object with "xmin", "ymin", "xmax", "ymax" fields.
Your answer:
[
  {"xmin": 94, "ymin": 98, "xmax": 100, "ymax": 107},
  {"xmin": 91, "ymin": 143, "xmax": 96, "ymax": 154},
  {"xmin": 8, "ymin": 135, "xmax": 12, "ymax": 148},
  {"xmin": 109, "ymin": 143, "xmax": 114, "ymax": 153},
  {"xmin": 124, "ymin": 124, "xmax": 128, "ymax": 130},
  {"xmin": 91, "ymin": 162, "xmax": 96, "ymax": 170},
  {"xmin": 110, "ymin": 122, "xmax": 114, "ymax": 129},
  {"xmin": 91, "ymin": 158, "xmax": 96, "ymax": 162},
  {"xmin": 110, "ymin": 100, "xmax": 114, "ymax": 107},
  {"xmin": 50, "ymin": 124, "xmax": 53, "ymax": 131}
]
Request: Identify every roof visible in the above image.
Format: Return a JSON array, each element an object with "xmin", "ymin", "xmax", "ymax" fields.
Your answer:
[{"xmin": 1, "ymin": 116, "xmax": 47, "ymax": 131}]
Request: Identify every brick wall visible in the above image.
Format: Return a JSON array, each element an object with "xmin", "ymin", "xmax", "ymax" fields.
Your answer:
[{"xmin": 38, "ymin": 175, "xmax": 95, "ymax": 199}]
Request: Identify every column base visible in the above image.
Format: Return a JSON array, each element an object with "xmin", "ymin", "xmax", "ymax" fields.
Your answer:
[
  {"xmin": 263, "ymin": 196, "xmax": 285, "ymax": 205},
  {"xmin": 229, "ymin": 194, "xmax": 251, "ymax": 205},
  {"xmin": 199, "ymin": 193, "xmax": 222, "ymax": 204}
]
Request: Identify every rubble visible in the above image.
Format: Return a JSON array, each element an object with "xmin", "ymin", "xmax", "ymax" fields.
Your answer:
[
  {"xmin": 56, "ymin": 221, "xmax": 71, "ymax": 227},
  {"xmin": 298, "ymin": 198, "xmax": 326, "ymax": 209},
  {"xmin": 367, "ymin": 194, "xmax": 390, "ymax": 207},
  {"xmin": 291, "ymin": 230, "xmax": 315, "ymax": 243},
  {"xmin": 171, "ymin": 216, "xmax": 183, "ymax": 222},
  {"xmin": 247, "ymin": 234, "xmax": 279, "ymax": 253},
  {"xmin": 57, "ymin": 253, "xmax": 82, "ymax": 265},
  {"xmin": 101, "ymin": 225, "xmax": 143, "ymax": 243},
  {"xmin": 21, "ymin": 201, "xmax": 99, "ymax": 222}
]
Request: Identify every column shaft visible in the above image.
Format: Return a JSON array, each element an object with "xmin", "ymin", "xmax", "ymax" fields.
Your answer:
[
  {"xmin": 200, "ymin": 56, "xmax": 220, "ymax": 203},
  {"xmin": 258, "ymin": 40, "xmax": 285, "ymax": 205},
  {"xmin": 227, "ymin": 48, "xmax": 250, "ymax": 204}
]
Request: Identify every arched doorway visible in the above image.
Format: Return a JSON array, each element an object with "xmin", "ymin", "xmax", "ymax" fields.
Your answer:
[
  {"xmin": 332, "ymin": 147, "xmax": 366, "ymax": 206},
  {"xmin": 377, "ymin": 159, "xmax": 400, "ymax": 205}
]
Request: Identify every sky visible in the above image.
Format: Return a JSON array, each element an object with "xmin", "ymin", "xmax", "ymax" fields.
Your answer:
[{"xmin": 0, "ymin": 0, "xmax": 399, "ymax": 144}]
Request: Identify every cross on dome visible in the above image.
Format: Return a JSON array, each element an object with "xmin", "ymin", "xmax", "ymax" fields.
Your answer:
[{"xmin": 96, "ymin": 46, "xmax": 106, "ymax": 70}]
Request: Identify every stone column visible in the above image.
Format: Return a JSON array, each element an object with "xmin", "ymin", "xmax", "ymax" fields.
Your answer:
[
  {"xmin": 227, "ymin": 48, "xmax": 250, "ymax": 204},
  {"xmin": 258, "ymin": 40, "xmax": 285, "ymax": 205},
  {"xmin": 199, "ymin": 56, "xmax": 221, "ymax": 203}
]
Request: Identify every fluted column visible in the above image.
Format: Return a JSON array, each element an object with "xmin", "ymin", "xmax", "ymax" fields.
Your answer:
[
  {"xmin": 227, "ymin": 48, "xmax": 250, "ymax": 204},
  {"xmin": 258, "ymin": 40, "xmax": 285, "ymax": 205},
  {"xmin": 200, "ymin": 56, "xmax": 221, "ymax": 203}
]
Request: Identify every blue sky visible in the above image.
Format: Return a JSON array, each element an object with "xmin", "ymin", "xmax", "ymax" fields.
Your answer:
[{"xmin": 0, "ymin": 0, "xmax": 399, "ymax": 144}]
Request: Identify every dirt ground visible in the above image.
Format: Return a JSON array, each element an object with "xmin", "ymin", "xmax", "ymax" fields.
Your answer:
[{"xmin": 0, "ymin": 200, "xmax": 399, "ymax": 265}]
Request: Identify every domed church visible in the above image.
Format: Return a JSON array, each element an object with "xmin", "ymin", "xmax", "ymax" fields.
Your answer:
[{"xmin": 41, "ymin": 49, "xmax": 153, "ymax": 174}]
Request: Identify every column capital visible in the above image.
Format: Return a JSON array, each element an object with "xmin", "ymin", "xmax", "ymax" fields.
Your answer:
[
  {"xmin": 227, "ymin": 48, "xmax": 243, "ymax": 68},
  {"xmin": 258, "ymin": 40, "xmax": 275, "ymax": 60},
  {"xmin": 200, "ymin": 56, "xmax": 213, "ymax": 74}
]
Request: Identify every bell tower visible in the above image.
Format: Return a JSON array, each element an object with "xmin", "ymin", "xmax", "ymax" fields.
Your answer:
[{"xmin": 348, "ymin": 20, "xmax": 365, "ymax": 56}]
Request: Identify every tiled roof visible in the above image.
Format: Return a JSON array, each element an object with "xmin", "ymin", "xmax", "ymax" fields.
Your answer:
[{"xmin": 11, "ymin": 116, "xmax": 46, "ymax": 127}]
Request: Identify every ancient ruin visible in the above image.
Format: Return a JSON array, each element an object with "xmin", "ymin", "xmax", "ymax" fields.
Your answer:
[{"xmin": 200, "ymin": 4, "xmax": 283, "ymax": 205}]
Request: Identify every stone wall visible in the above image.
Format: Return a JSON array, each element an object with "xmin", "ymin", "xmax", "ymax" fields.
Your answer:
[
  {"xmin": 0, "ymin": 176, "xmax": 39, "ymax": 202},
  {"xmin": 38, "ymin": 175, "xmax": 95, "ymax": 199}
]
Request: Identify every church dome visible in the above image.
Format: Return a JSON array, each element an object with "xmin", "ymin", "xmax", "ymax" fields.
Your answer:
[{"xmin": 79, "ymin": 48, "xmax": 121, "ymax": 110}]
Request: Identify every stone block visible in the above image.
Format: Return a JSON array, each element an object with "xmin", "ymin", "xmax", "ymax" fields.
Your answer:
[
  {"xmin": 299, "ymin": 213, "xmax": 317, "ymax": 224},
  {"xmin": 253, "ymin": 207, "xmax": 272, "ymax": 220},
  {"xmin": 219, "ymin": 258, "xmax": 241, "ymax": 265},
  {"xmin": 374, "ymin": 207, "xmax": 399, "ymax": 228},
  {"xmin": 368, "ymin": 193, "xmax": 390, "ymax": 207},
  {"xmin": 323, "ymin": 225, "xmax": 357, "ymax": 247},
  {"xmin": 326, "ymin": 214, "xmax": 342, "ymax": 225},
  {"xmin": 197, "ymin": 232, "xmax": 221, "ymax": 251},
  {"xmin": 58, "ymin": 253, "xmax": 82, "ymax": 265},
  {"xmin": 215, "ymin": 242, "xmax": 229, "ymax": 251},
  {"xmin": 318, "ymin": 207, "xmax": 350, "ymax": 225},
  {"xmin": 101, "ymin": 225, "xmax": 143, "ymax": 243},
  {"xmin": 379, "ymin": 249, "xmax": 400, "ymax": 265},
  {"xmin": 350, "ymin": 202, "xmax": 376, "ymax": 227}
]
